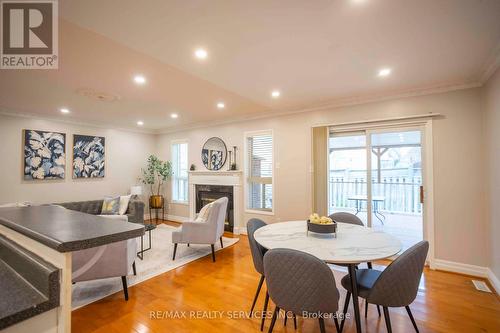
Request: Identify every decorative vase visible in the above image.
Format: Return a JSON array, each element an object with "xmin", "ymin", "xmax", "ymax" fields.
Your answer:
[{"xmin": 149, "ymin": 195, "xmax": 164, "ymax": 209}]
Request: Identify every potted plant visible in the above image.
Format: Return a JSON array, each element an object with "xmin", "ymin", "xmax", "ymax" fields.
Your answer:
[{"xmin": 140, "ymin": 155, "xmax": 172, "ymax": 209}]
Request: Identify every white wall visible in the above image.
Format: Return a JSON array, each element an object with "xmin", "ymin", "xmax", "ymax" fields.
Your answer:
[
  {"xmin": 0, "ymin": 86, "xmax": 491, "ymax": 270},
  {"xmin": 484, "ymin": 68, "xmax": 500, "ymax": 281},
  {"xmin": 0, "ymin": 114, "xmax": 156, "ymax": 204},
  {"xmin": 157, "ymin": 88, "xmax": 488, "ymax": 268}
]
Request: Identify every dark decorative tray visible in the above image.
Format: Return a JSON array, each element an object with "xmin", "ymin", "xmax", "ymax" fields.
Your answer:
[{"xmin": 307, "ymin": 220, "xmax": 337, "ymax": 235}]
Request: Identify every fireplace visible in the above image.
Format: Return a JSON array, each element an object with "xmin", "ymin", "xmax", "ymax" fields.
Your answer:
[{"xmin": 195, "ymin": 184, "xmax": 234, "ymax": 232}]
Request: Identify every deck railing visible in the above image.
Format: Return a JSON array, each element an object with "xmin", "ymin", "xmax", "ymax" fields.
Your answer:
[{"xmin": 329, "ymin": 176, "xmax": 422, "ymax": 215}]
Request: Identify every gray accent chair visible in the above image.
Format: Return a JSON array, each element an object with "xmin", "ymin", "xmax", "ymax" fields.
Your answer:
[
  {"xmin": 263, "ymin": 248, "xmax": 341, "ymax": 333},
  {"xmin": 72, "ymin": 238, "xmax": 137, "ymax": 300},
  {"xmin": 172, "ymin": 197, "xmax": 228, "ymax": 262},
  {"xmin": 57, "ymin": 198, "xmax": 145, "ymax": 224},
  {"xmin": 340, "ymin": 241, "xmax": 429, "ymax": 333}
]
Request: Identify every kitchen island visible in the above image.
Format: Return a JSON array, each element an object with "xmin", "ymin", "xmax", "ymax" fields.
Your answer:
[{"xmin": 0, "ymin": 205, "xmax": 144, "ymax": 333}]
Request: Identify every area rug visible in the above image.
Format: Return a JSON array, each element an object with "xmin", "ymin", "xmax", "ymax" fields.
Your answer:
[{"xmin": 72, "ymin": 224, "xmax": 239, "ymax": 309}]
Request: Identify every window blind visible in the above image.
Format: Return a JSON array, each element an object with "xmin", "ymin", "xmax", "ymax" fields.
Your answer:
[
  {"xmin": 246, "ymin": 132, "xmax": 273, "ymax": 211},
  {"xmin": 172, "ymin": 142, "xmax": 188, "ymax": 202}
]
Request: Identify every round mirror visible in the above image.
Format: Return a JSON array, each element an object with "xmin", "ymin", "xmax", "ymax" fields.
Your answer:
[{"xmin": 201, "ymin": 137, "xmax": 227, "ymax": 171}]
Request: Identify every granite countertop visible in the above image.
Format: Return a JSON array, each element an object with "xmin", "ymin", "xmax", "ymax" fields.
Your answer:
[
  {"xmin": 0, "ymin": 235, "xmax": 60, "ymax": 330},
  {"xmin": 0, "ymin": 205, "xmax": 145, "ymax": 252}
]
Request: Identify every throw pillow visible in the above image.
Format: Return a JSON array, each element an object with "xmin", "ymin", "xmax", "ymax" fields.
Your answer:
[
  {"xmin": 101, "ymin": 196, "xmax": 120, "ymax": 215},
  {"xmin": 118, "ymin": 195, "xmax": 132, "ymax": 215},
  {"xmin": 195, "ymin": 202, "xmax": 213, "ymax": 222}
]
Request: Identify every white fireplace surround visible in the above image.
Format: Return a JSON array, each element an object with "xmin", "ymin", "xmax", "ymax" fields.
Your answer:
[{"xmin": 188, "ymin": 170, "xmax": 243, "ymax": 234}]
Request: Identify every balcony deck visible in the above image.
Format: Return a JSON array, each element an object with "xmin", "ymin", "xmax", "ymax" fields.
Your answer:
[{"xmin": 332, "ymin": 208, "xmax": 423, "ymax": 252}]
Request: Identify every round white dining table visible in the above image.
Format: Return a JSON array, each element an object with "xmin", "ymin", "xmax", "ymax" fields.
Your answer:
[{"xmin": 254, "ymin": 220, "xmax": 402, "ymax": 333}]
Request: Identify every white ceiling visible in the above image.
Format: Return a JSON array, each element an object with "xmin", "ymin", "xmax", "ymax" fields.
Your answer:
[{"xmin": 1, "ymin": 0, "xmax": 499, "ymax": 132}]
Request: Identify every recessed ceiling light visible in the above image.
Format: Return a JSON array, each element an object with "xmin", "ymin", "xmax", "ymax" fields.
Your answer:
[
  {"xmin": 60, "ymin": 108, "xmax": 70, "ymax": 114},
  {"xmin": 194, "ymin": 48, "xmax": 208, "ymax": 59},
  {"xmin": 378, "ymin": 68, "xmax": 392, "ymax": 77},
  {"xmin": 217, "ymin": 102, "xmax": 225, "ymax": 109},
  {"xmin": 271, "ymin": 90, "xmax": 281, "ymax": 98},
  {"xmin": 171, "ymin": 113, "xmax": 178, "ymax": 119},
  {"xmin": 137, "ymin": 121, "xmax": 144, "ymax": 126},
  {"xmin": 133, "ymin": 75, "xmax": 146, "ymax": 85}
]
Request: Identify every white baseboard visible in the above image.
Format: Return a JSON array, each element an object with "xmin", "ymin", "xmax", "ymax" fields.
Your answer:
[
  {"xmin": 233, "ymin": 227, "xmax": 244, "ymax": 235},
  {"xmin": 487, "ymin": 268, "xmax": 500, "ymax": 294},
  {"xmin": 433, "ymin": 259, "xmax": 488, "ymax": 277}
]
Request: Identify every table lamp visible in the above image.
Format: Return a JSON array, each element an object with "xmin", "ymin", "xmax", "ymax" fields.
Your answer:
[{"xmin": 130, "ymin": 185, "xmax": 142, "ymax": 198}]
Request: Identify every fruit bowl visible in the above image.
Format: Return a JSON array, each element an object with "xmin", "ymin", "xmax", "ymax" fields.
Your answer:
[{"xmin": 307, "ymin": 219, "xmax": 337, "ymax": 235}]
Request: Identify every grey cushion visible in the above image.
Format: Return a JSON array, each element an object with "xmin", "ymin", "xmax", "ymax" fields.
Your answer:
[
  {"xmin": 263, "ymin": 248, "xmax": 340, "ymax": 316},
  {"xmin": 101, "ymin": 196, "xmax": 120, "ymax": 215},
  {"xmin": 341, "ymin": 269, "xmax": 382, "ymax": 298}
]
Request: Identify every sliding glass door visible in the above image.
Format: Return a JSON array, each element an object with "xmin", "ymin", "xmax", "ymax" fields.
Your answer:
[{"xmin": 329, "ymin": 126, "xmax": 425, "ymax": 251}]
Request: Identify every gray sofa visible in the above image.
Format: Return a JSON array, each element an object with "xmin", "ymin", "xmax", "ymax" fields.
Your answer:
[{"xmin": 57, "ymin": 198, "xmax": 145, "ymax": 224}]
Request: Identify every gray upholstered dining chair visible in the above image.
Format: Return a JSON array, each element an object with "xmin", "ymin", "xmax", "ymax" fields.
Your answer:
[
  {"xmin": 247, "ymin": 219, "xmax": 266, "ymax": 312},
  {"xmin": 330, "ymin": 211, "xmax": 379, "ymax": 317},
  {"xmin": 340, "ymin": 241, "xmax": 429, "ymax": 333},
  {"xmin": 246, "ymin": 218, "xmax": 269, "ymax": 331},
  {"xmin": 329, "ymin": 212, "xmax": 364, "ymax": 227},
  {"xmin": 263, "ymin": 248, "xmax": 341, "ymax": 333},
  {"xmin": 172, "ymin": 197, "xmax": 228, "ymax": 262}
]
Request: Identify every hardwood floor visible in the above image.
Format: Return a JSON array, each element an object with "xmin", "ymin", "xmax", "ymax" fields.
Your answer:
[{"xmin": 72, "ymin": 221, "xmax": 500, "ymax": 333}]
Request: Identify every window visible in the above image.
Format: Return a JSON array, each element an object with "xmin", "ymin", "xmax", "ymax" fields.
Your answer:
[
  {"xmin": 172, "ymin": 141, "xmax": 188, "ymax": 203},
  {"xmin": 245, "ymin": 130, "xmax": 273, "ymax": 212}
]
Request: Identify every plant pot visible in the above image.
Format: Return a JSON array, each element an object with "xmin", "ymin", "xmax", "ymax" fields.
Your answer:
[{"xmin": 149, "ymin": 195, "xmax": 164, "ymax": 209}]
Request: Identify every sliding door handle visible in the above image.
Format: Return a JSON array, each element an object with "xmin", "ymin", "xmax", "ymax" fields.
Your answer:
[{"xmin": 419, "ymin": 186, "xmax": 424, "ymax": 204}]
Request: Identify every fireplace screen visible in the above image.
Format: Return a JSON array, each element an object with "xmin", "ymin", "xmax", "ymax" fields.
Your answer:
[{"xmin": 195, "ymin": 185, "xmax": 234, "ymax": 232}]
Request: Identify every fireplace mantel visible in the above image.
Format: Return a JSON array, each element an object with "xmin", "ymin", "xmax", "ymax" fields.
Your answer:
[{"xmin": 188, "ymin": 170, "xmax": 243, "ymax": 234}]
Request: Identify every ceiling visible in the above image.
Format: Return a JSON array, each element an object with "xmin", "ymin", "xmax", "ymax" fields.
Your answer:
[{"xmin": 1, "ymin": 0, "xmax": 499, "ymax": 132}]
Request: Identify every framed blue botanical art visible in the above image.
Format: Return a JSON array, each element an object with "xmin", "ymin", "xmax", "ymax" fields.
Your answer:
[
  {"xmin": 23, "ymin": 129, "xmax": 66, "ymax": 180},
  {"xmin": 73, "ymin": 135, "xmax": 105, "ymax": 178}
]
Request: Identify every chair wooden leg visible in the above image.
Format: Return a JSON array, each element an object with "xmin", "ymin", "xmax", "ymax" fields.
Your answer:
[
  {"xmin": 377, "ymin": 305, "xmax": 381, "ymax": 317},
  {"xmin": 210, "ymin": 244, "xmax": 216, "ymax": 262},
  {"xmin": 172, "ymin": 243, "xmax": 178, "ymax": 260},
  {"xmin": 284, "ymin": 311, "xmax": 287, "ymax": 326},
  {"xmin": 405, "ymin": 305, "xmax": 419, "ymax": 333},
  {"xmin": 365, "ymin": 300, "xmax": 368, "ymax": 318},
  {"xmin": 121, "ymin": 276, "xmax": 129, "ymax": 301},
  {"xmin": 132, "ymin": 261, "xmax": 137, "ymax": 276},
  {"xmin": 319, "ymin": 318, "xmax": 326, "ymax": 333},
  {"xmin": 250, "ymin": 275, "xmax": 265, "ymax": 317},
  {"xmin": 293, "ymin": 314, "xmax": 297, "ymax": 329},
  {"xmin": 220, "ymin": 236, "xmax": 224, "ymax": 248},
  {"xmin": 383, "ymin": 307, "xmax": 392, "ymax": 333},
  {"xmin": 268, "ymin": 306, "xmax": 280, "ymax": 333},
  {"xmin": 340, "ymin": 291, "xmax": 351, "ymax": 332},
  {"xmin": 261, "ymin": 292, "xmax": 269, "ymax": 331}
]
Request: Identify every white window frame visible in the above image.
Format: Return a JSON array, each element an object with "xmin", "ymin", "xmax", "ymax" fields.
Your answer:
[
  {"xmin": 171, "ymin": 139, "xmax": 189, "ymax": 205},
  {"xmin": 244, "ymin": 129, "xmax": 275, "ymax": 215}
]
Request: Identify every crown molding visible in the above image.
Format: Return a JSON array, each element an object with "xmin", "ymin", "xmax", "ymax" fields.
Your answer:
[
  {"xmin": 479, "ymin": 41, "xmax": 500, "ymax": 84},
  {"xmin": 0, "ymin": 109, "xmax": 157, "ymax": 135},
  {"xmin": 155, "ymin": 79, "xmax": 481, "ymax": 135}
]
